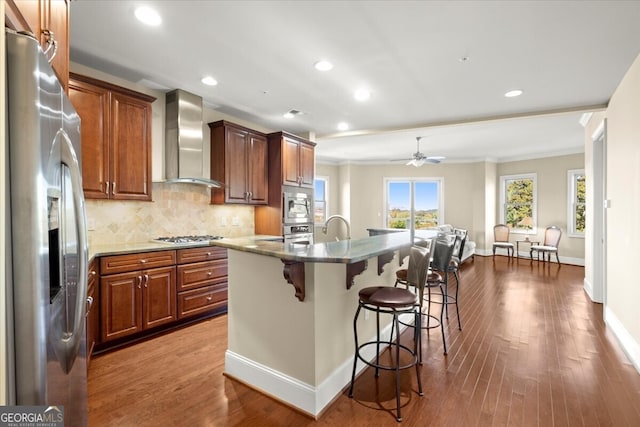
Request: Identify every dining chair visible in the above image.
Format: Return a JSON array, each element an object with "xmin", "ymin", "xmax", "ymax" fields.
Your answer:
[
  {"xmin": 530, "ymin": 226, "xmax": 562, "ymax": 263},
  {"xmin": 492, "ymin": 224, "xmax": 515, "ymax": 258}
]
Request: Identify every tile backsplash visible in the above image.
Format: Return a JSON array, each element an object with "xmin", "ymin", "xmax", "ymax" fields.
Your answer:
[{"xmin": 86, "ymin": 183, "xmax": 254, "ymax": 246}]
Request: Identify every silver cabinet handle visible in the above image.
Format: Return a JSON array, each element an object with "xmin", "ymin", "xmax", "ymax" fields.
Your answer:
[
  {"xmin": 143, "ymin": 274, "xmax": 149, "ymax": 288},
  {"xmin": 105, "ymin": 181, "xmax": 109, "ymax": 195},
  {"xmin": 42, "ymin": 29, "xmax": 58, "ymax": 63},
  {"xmin": 112, "ymin": 182, "xmax": 116, "ymax": 194},
  {"xmin": 137, "ymin": 275, "xmax": 143, "ymax": 289},
  {"xmin": 86, "ymin": 296, "xmax": 94, "ymax": 312}
]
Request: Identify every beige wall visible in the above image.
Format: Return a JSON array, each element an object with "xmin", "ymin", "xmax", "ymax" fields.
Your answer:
[{"xmin": 604, "ymin": 52, "xmax": 640, "ymax": 351}]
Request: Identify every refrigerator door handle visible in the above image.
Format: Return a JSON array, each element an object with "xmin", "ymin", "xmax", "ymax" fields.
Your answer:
[{"xmin": 57, "ymin": 129, "xmax": 89, "ymax": 373}]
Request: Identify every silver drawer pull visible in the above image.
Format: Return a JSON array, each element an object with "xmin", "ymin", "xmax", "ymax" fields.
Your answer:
[
  {"xmin": 206, "ymin": 296, "xmax": 213, "ymax": 302},
  {"xmin": 206, "ymin": 252, "xmax": 212, "ymax": 257},
  {"xmin": 207, "ymin": 272, "xmax": 213, "ymax": 276},
  {"xmin": 140, "ymin": 259, "xmax": 147, "ymax": 264}
]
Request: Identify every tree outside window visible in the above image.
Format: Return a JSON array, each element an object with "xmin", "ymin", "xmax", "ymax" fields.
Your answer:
[
  {"xmin": 386, "ymin": 179, "xmax": 442, "ymax": 230},
  {"xmin": 500, "ymin": 173, "xmax": 537, "ymax": 233},
  {"xmin": 568, "ymin": 169, "xmax": 585, "ymax": 236}
]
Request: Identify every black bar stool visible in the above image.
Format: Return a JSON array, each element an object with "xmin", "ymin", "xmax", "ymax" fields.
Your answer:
[{"xmin": 349, "ymin": 246, "xmax": 428, "ymax": 422}]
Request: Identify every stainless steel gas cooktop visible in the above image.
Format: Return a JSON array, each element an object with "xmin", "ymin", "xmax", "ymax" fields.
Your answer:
[{"xmin": 152, "ymin": 235, "xmax": 223, "ymax": 244}]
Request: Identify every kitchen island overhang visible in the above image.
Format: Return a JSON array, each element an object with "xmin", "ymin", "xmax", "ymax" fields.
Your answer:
[
  {"xmin": 212, "ymin": 231, "xmax": 436, "ymax": 417},
  {"xmin": 213, "ymin": 232, "xmax": 432, "ymax": 302}
]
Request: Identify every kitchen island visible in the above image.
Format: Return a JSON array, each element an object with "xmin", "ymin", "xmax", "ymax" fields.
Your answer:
[{"xmin": 212, "ymin": 231, "xmax": 435, "ymax": 417}]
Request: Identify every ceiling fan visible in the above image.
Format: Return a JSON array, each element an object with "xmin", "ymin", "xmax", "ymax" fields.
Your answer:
[{"xmin": 397, "ymin": 136, "xmax": 445, "ymax": 167}]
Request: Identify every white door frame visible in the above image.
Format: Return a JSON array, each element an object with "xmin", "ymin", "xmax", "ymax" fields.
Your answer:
[{"xmin": 591, "ymin": 120, "xmax": 607, "ymax": 306}]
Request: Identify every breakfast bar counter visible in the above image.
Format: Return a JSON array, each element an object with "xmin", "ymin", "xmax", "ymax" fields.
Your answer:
[{"xmin": 211, "ymin": 230, "xmax": 436, "ymax": 417}]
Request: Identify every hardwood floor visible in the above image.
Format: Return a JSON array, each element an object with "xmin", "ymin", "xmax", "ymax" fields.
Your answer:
[{"xmin": 87, "ymin": 256, "xmax": 640, "ymax": 426}]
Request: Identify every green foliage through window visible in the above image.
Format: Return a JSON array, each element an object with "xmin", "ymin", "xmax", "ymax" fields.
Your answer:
[{"xmin": 504, "ymin": 177, "xmax": 534, "ymax": 230}]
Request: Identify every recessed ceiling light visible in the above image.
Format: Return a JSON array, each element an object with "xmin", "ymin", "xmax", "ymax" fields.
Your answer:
[
  {"xmin": 314, "ymin": 60, "xmax": 333, "ymax": 71},
  {"xmin": 134, "ymin": 6, "xmax": 162, "ymax": 26},
  {"xmin": 337, "ymin": 122, "xmax": 349, "ymax": 131},
  {"xmin": 504, "ymin": 89, "xmax": 523, "ymax": 98},
  {"xmin": 201, "ymin": 76, "xmax": 218, "ymax": 86},
  {"xmin": 354, "ymin": 89, "xmax": 371, "ymax": 101}
]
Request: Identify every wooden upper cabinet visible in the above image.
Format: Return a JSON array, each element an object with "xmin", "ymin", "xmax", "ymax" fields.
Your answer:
[
  {"xmin": 110, "ymin": 91, "xmax": 153, "ymax": 200},
  {"xmin": 269, "ymin": 132, "xmax": 316, "ymax": 188},
  {"xmin": 6, "ymin": 0, "xmax": 70, "ymax": 91},
  {"xmin": 68, "ymin": 78, "xmax": 109, "ymax": 199},
  {"xmin": 209, "ymin": 120, "xmax": 268, "ymax": 205},
  {"xmin": 69, "ymin": 73, "xmax": 155, "ymax": 201}
]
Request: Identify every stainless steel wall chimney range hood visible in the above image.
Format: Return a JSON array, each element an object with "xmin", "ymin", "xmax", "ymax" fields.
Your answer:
[{"xmin": 165, "ymin": 89, "xmax": 225, "ymax": 188}]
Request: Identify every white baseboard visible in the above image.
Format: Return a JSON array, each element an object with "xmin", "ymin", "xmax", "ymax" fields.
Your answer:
[
  {"xmin": 583, "ymin": 278, "xmax": 595, "ymax": 301},
  {"xmin": 225, "ymin": 314, "xmax": 414, "ymax": 416},
  {"xmin": 605, "ymin": 306, "xmax": 640, "ymax": 374},
  {"xmin": 471, "ymin": 249, "xmax": 584, "ymax": 266}
]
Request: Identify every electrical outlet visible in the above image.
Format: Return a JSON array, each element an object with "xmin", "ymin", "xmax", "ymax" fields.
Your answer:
[
  {"xmin": 231, "ymin": 216, "xmax": 240, "ymax": 226},
  {"xmin": 87, "ymin": 219, "xmax": 96, "ymax": 231},
  {"xmin": 220, "ymin": 217, "xmax": 227, "ymax": 227}
]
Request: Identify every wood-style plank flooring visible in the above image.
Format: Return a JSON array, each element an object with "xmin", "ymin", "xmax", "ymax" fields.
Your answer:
[{"xmin": 88, "ymin": 256, "xmax": 640, "ymax": 426}]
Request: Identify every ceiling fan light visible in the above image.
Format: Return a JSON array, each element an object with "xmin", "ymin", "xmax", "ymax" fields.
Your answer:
[{"xmin": 406, "ymin": 158, "xmax": 425, "ymax": 167}]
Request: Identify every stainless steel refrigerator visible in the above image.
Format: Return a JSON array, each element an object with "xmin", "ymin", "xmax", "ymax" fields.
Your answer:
[{"xmin": 5, "ymin": 30, "xmax": 88, "ymax": 425}]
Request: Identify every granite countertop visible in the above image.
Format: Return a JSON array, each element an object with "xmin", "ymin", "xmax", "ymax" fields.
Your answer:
[
  {"xmin": 89, "ymin": 240, "xmax": 215, "ymax": 260},
  {"xmin": 212, "ymin": 231, "xmax": 437, "ymax": 264}
]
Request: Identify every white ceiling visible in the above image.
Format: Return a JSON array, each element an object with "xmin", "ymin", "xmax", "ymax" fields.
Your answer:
[{"xmin": 69, "ymin": 1, "xmax": 640, "ymax": 164}]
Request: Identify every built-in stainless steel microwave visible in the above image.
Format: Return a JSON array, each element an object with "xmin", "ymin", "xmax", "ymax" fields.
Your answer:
[{"xmin": 283, "ymin": 191, "xmax": 312, "ymax": 224}]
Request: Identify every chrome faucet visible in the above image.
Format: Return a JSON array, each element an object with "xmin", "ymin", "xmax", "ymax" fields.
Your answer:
[{"xmin": 322, "ymin": 215, "xmax": 351, "ymax": 240}]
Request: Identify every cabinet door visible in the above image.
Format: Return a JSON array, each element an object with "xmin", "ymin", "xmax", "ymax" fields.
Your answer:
[
  {"xmin": 9, "ymin": 0, "xmax": 69, "ymax": 91},
  {"xmin": 110, "ymin": 91, "xmax": 152, "ymax": 201},
  {"xmin": 282, "ymin": 138, "xmax": 301, "ymax": 186},
  {"xmin": 100, "ymin": 271, "xmax": 142, "ymax": 342},
  {"xmin": 86, "ymin": 262, "xmax": 99, "ymax": 366},
  {"xmin": 69, "ymin": 78, "xmax": 110, "ymax": 199},
  {"xmin": 142, "ymin": 266, "xmax": 177, "ymax": 329},
  {"xmin": 299, "ymin": 142, "xmax": 315, "ymax": 187},
  {"xmin": 224, "ymin": 127, "xmax": 250, "ymax": 203},
  {"xmin": 247, "ymin": 133, "xmax": 268, "ymax": 204},
  {"xmin": 46, "ymin": 0, "xmax": 69, "ymax": 91}
]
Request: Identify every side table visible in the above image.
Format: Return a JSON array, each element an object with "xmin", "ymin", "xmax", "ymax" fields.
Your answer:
[{"xmin": 516, "ymin": 239, "xmax": 540, "ymax": 258}]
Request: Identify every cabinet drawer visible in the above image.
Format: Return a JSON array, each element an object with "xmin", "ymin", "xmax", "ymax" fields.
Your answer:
[
  {"xmin": 176, "ymin": 246, "xmax": 227, "ymax": 264},
  {"xmin": 100, "ymin": 250, "xmax": 176, "ymax": 275},
  {"xmin": 177, "ymin": 259, "xmax": 228, "ymax": 291},
  {"xmin": 178, "ymin": 284, "xmax": 227, "ymax": 319}
]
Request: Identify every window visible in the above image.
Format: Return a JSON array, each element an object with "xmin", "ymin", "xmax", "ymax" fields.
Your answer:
[
  {"xmin": 314, "ymin": 177, "xmax": 328, "ymax": 224},
  {"xmin": 385, "ymin": 178, "xmax": 442, "ymax": 230},
  {"xmin": 500, "ymin": 173, "xmax": 537, "ymax": 233},
  {"xmin": 568, "ymin": 169, "xmax": 585, "ymax": 236}
]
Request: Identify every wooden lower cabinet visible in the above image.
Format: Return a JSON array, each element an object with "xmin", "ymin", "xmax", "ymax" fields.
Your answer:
[
  {"xmin": 86, "ymin": 259, "xmax": 99, "ymax": 367},
  {"xmin": 176, "ymin": 247, "xmax": 228, "ymax": 319},
  {"xmin": 99, "ymin": 251, "xmax": 177, "ymax": 343},
  {"xmin": 95, "ymin": 247, "xmax": 227, "ymax": 352}
]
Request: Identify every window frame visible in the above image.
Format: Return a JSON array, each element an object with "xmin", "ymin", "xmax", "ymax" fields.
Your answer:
[
  {"xmin": 567, "ymin": 169, "xmax": 586, "ymax": 238},
  {"xmin": 499, "ymin": 173, "xmax": 537, "ymax": 235},
  {"xmin": 314, "ymin": 176, "xmax": 329, "ymax": 225},
  {"xmin": 383, "ymin": 177, "xmax": 444, "ymax": 230}
]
